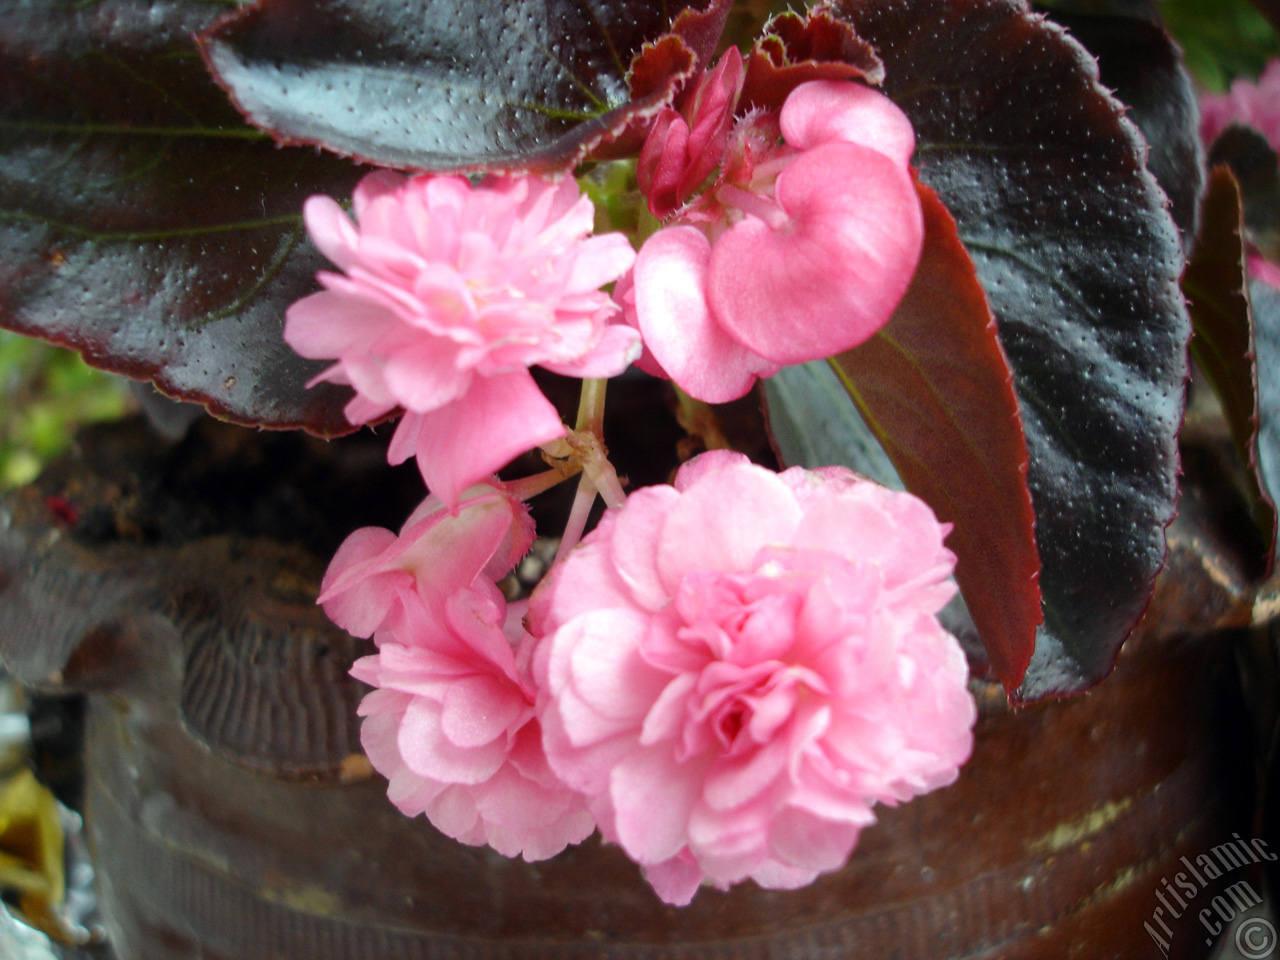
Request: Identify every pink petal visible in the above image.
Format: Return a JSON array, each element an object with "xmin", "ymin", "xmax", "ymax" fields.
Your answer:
[
  {"xmin": 765, "ymin": 806, "xmax": 862, "ymax": 873},
  {"xmin": 701, "ymin": 740, "xmax": 790, "ymax": 811},
  {"xmin": 372, "ymin": 642, "xmax": 477, "ymax": 696},
  {"xmin": 303, "ymin": 195, "xmax": 362, "ymax": 270},
  {"xmin": 442, "ymin": 590, "xmax": 523, "ymax": 680},
  {"xmin": 1251, "ymin": 254, "xmax": 1280, "ymax": 292},
  {"xmin": 401, "ymin": 489, "xmax": 527, "ymax": 601},
  {"xmin": 568, "ymin": 233, "xmax": 638, "ymax": 293},
  {"xmin": 638, "ymin": 109, "xmax": 692, "ymax": 219},
  {"xmin": 540, "ymin": 323, "xmax": 642, "ymax": 379},
  {"xmin": 527, "ymin": 533, "xmax": 635, "ymax": 630},
  {"xmin": 638, "ymin": 673, "xmax": 698, "ymax": 746},
  {"xmin": 399, "ymin": 697, "xmax": 507, "ymax": 784},
  {"xmin": 440, "ymin": 674, "xmax": 528, "ymax": 748},
  {"xmin": 284, "ymin": 289, "xmax": 397, "ymax": 362},
  {"xmin": 610, "ymin": 748, "xmax": 702, "ymax": 864},
  {"xmin": 678, "ymin": 47, "xmax": 744, "ymax": 201},
  {"xmin": 391, "ymin": 371, "xmax": 567, "ymax": 506},
  {"xmin": 423, "ymin": 784, "xmax": 482, "ymax": 841},
  {"xmin": 747, "ymin": 860, "xmax": 821, "ymax": 891},
  {"xmin": 656, "ymin": 461, "xmax": 801, "ymax": 586},
  {"xmin": 566, "ymin": 610, "xmax": 668, "ymax": 722},
  {"xmin": 317, "ymin": 526, "xmax": 402, "ymax": 637},
  {"xmin": 352, "ymin": 170, "xmax": 410, "ymax": 224},
  {"xmin": 642, "ymin": 852, "xmax": 705, "ymax": 906},
  {"xmin": 709, "ymin": 141, "xmax": 922, "ymax": 365},
  {"xmin": 671, "ymin": 449, "xmax": 752, "ymax": 491},
  {"xmin": 779, "ymin": 80, "xmax": 916, "ymax": 166},
  {"xmin": 607, "ymin": 484, "xmax": 681, "ymax": 611},
  {"xmin": 633, "ymin": 226, "xmax": 778, "ymax": 403}
]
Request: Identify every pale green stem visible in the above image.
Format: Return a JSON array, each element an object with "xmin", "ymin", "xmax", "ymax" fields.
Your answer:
[
  {"xmin": 673, "ymin": 386, "xmax": 730, "ymax": 451},
  {"xmin": 547, "ymin": 377, "xmax": 628, "ymax": 563},
  {"xmin": 583, "ymin": 453, "xmax": 627, "ymax": 510},
  {"xmin": 573, "ymin": 376, "xmax": 627, "ymax": 509},
  {"xmin": 555, "ymin": 472, "xmax": 599, "ymax": 564},
  {"xmin": 504, "ymin": 467, "xmax": 573, "ymax": 503},
  {"xmin": 576, "ymin": 377, "xmax": 608, "ymax": 433}
]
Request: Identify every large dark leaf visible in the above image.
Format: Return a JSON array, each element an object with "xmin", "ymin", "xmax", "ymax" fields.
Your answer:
[
  {"xmin": 834, "ymin": 0, "xmax": 1190, "ymax": 700},
  {"xmin": 0, "ymin": 0, "xmax": 364, "ymax": 435},
  {"xmin": 1183, "ymin": 166, "xmax": 1276, "ymax": 568},
  {"xmin": 200, "ymin": 0, "xmax": 730, "ymax": 175},
  {"xmin": 1039, "ymin": 6, "xmax": 1204, "ymax": 246},
  {"xmin": 829, "ymin": 182, "xmax": 1040, "ymax": 693}
]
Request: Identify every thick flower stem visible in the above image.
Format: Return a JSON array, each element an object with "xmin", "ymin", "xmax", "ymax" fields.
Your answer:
[{"xmin": 575, "ymin": 377, "xmax": 608, "ymax": 434}]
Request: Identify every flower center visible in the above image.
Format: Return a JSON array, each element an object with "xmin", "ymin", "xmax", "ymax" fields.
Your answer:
[{"xmin": 670, "ymin": 566, "xmax": 829, "ymax": 759}]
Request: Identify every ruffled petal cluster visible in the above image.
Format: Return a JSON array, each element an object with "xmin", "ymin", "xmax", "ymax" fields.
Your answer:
[
  {"xmin": 625, "ymin": 53, "xmax": 924, "ymax": 403},
  {"xmin": 529, "ymin": 451, "xmax": 976, "ymax": 904},
  {"xmin": 286, "ymin": 172, "xmax": 639, "ymax": 504},
  {"xmin": 322, "ymin": 483, "xmax": 594, "ymax": 861}
]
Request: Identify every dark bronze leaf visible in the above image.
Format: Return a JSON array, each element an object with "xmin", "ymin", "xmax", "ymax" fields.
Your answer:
[
  {"xmin": 833, "ymin": 0, "xmax": 1191, "ymax": 700},
  {"xmin": 0, "ymin": 0, "xmax": 365, "ymax": 434},
  {"xmin": 200, "ymin": 0, "xmax": 731, "ymax": 175}
]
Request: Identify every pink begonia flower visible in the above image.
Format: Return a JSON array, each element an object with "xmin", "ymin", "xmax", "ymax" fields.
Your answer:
[
  {"xmin": 530, "ymin": 451, "xmax": 976, "ymax": 905},
  {"xmin": 1201, "ymin": 60, "xmax": 1280, "ymax": 153},
  {"xmin": 286, "ymin": 171, "xmax": 640, "ymax": 505},
  {"xmin": 321, "ymin": 483, "xmax": 595, "ymax": 861},
  {"xmin": 624, "ymin": 52, "xmax": 924, "ymax": 403}
]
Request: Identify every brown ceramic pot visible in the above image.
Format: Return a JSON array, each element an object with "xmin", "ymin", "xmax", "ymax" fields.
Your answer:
[{"xmin": 0, "ymin": 418, "xmax": 1259, "ymax": 960}]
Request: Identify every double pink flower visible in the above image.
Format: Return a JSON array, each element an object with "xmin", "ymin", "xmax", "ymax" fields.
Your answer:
[
  {"xmin": 286, "ymin": 172, "xmax": 638, "ymax": 505},
  {"xmin": 529, "ymin": 452, "xmax": 975, "ymax": 904},
  {"xmin": 320, "ymin": 484, "xmax": 594, "ymax": 861},
  {"xmin": 321, "ymin": 456, "xmax": 975, "ymax": 902}
]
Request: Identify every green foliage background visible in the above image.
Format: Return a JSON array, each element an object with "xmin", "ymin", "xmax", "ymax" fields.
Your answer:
[
  {"xmin": 1162, "ymin": 0, "xmax": 1279, "ymax": 91},
  {"xmin": 0, "ymin": 332, "xmax": 131, "ymax": 488}
]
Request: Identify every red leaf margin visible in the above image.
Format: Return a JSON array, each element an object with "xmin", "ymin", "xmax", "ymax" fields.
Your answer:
[{"xmin": 832, "ymin": 180, "xmax": 1041, "ymax": 692}]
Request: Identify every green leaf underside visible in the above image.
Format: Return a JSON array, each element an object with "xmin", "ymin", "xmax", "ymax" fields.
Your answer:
[
  {"xmin": 0, "ymin": 0, "xmax": 365, "ymax": 435},
  {"xmin": 830, "ymin": 182, "xmax": 1040, "ymax": 693},
  {"xmin": 763, "ymin": 362, "xmax": 905, "ymax": 493},
  {"xmin": 1250, "ymin": 277, "xmax": 1280, "ymax": 552},
  {"xmin": 1184, "ymin": 166, "xmax": 1277, "ymax": 569},
  {"xmin": 200, "ymin": 0, "xmax": 729, "ymax": 175},
  {"xmin": 835, "ymin": 0, "xmax": 1189, "ymax": 701}
]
